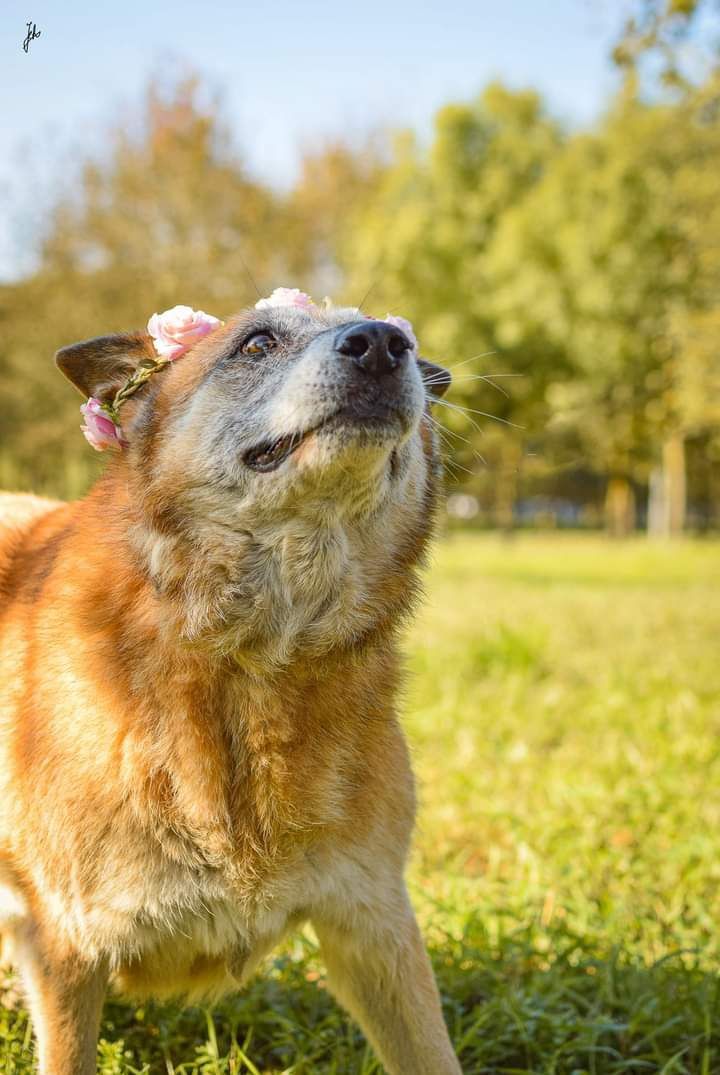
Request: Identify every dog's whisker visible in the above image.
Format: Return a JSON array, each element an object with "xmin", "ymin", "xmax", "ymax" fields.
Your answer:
[
  {"xmin": 425, "ymin": 412, "xmax": 487, "ymax": 469},
  {"xmin": 432, "ymin": 397, "xmax": 525, "ymax": 430},
  {"xmin": 428, "ymin": 399, "xmax": 485, "ymax": 436},
  {"xmin": 443, "ymin": 351, "xmax": 498, "ymax": 371},
  {"xmin": 355, "ymin": 281, "xmax": 378, "ymax": 312},
  {"xmin": 237, "ymin": 250, "xmax": 263, "ymax": 299},
  {"xmin": 425, "ymin": 373, "xmax": 513, "ymax": 398}
]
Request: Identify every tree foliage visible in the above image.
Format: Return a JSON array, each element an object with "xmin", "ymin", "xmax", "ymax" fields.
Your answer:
[
  {"xmin": 1, "ymin": 68, "xmax": 719, "ymax": 529},
  {"xmin": 613, "ymin": 0, "xmax": 720, "ymax": 89}
]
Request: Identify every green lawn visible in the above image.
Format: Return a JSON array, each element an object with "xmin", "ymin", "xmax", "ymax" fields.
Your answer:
[{"xmin": 3, "ymin": 534, "xmax": 720, "ymax": 1074}]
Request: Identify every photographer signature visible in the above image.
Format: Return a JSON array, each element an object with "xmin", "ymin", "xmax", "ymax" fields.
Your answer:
[{"xmin": 22, "ymin": 21, "xmax": 41, "ymax": 53}]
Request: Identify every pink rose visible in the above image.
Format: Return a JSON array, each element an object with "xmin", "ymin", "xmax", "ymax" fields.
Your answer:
[
  {"xmin": 384, "ymin": 314, "xmax": 418, "ymax": 351},
  {"xmin": 80, "ymin": 397, "xmax": 125, "ymax": 452},
  {"xmin": 147, "ymin": 304, "xmax": 222, "ymax": 361},
  {"xmin": 255, "ymin": 287, "xmax": 314, "ymax": 311}
]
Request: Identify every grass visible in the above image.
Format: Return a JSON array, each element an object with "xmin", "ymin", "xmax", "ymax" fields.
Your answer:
[{"xmin": 3, "ymin": 532, "xmax": 720, "ymax": 1074}]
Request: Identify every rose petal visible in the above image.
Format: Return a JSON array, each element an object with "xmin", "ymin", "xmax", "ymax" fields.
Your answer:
[
  {"xmin": 255, "ymin": 287, "xmax": 314, "ymax": 310},
  {"xmin": 147, "ymin": 305, "xmax": 222, "ymax": 361},
  {"xmin": 80, "ymin": 398, "xmax": 125, "ymax": 451}
]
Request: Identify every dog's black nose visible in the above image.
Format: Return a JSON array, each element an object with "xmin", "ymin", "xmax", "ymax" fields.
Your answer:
[{"xmin": 335, "ymin": 321, "xmax": 410, "ymax": 376}]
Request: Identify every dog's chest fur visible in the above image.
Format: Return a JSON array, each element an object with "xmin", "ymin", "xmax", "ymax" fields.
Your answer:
[
  {"xmin": 11, "ymin": 624, "xmax": 408, "ymax": 998},
  {"xmin": 0, "ymin": 467, "xmax": 423, "ymax": 1004}
]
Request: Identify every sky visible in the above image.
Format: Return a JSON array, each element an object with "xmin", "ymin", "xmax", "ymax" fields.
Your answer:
[{"xmin": 0, "ymin": 0, "xmax": 626, "ymax": 279}]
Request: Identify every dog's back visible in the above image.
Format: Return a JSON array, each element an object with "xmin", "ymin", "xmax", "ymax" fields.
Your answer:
[
  {"xmin": 0, "ymin": 493, "xmax": 62, "ymax": 559},
  {"xmin": 0, "ymin": 494, "xmax": 63, "ymax": 978}
]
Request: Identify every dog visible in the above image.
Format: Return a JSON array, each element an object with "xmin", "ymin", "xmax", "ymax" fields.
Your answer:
[{"xmin": 0, "ymin": 295, "xmax": 461, "ymax": 1075}]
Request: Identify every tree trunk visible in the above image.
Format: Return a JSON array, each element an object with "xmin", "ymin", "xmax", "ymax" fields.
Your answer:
[
  {"xmin": 605, "ymin": 476, "xmax": 636, "ymax": 537},
  {"xmin": 494, "ymin": 437, "xmax": 522, "ymax": 533},
  {"xmin": 647, "ymin": 466, "xmax": 664, "ymax": 536},
  {"xmin": 647, "ymin": 433, "xmax": 687, "ymax": 537},
  {"xmin": 662, "ymin": 432, "xmax": 686, "ymax": 536}
]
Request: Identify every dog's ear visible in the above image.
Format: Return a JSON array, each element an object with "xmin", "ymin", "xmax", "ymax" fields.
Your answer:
[
  {"xmin": 55, "ymin": 332, "xmax": 156, "ymax": 401},
  {"xmin": 417, "ymin": 357, "xmax": 452, "ymax": 399}
]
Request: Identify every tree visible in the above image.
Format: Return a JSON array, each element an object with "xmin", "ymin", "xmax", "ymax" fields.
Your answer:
[
  {"xmin": 613, "ymin": 0, "xmax": 720, "ymax": 90},
  {"xmin": 339, "ymin": 84, "xmax": 565, "ymax": 524},
  {"xmin": 285, "ymin": 135, "xmax": 387, "ymax": 297},
  {"xmin": 653, "ymin": 74, "xmax": 720, "ymax": 531},
  {"xmin": 488, "ymin": 83, "xmax": 720, "ymax": 535},
  {"xmin": 0, "ymin": 77, "xmax": 288, "ymax": 493}
]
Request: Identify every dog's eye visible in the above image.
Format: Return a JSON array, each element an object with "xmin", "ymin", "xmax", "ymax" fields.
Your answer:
[{"xmin": 242, "ymin": 332, "xmax": 276, "ymax": 356}]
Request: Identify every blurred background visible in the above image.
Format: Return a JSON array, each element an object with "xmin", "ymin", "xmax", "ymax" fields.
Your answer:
[{"xmin": 2, "ymin": 0, "xmax": 719, "ymax": 537}]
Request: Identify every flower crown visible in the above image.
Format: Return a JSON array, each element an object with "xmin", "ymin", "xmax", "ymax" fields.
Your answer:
[{"xmin": 80, "ymin": 290, "xmax": 417, "ymax": 450}]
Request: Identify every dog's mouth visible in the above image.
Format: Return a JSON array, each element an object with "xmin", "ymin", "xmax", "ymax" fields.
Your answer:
[
  {"xmin": 243, "ymin": 429, "xmax": 315, "ymax": 472},
  {"xmin": 243, "ymin": 408, "xmax": 407, "ymax": 473}
]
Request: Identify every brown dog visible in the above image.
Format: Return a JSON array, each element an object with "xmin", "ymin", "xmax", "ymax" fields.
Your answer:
[{"xmin": 0, "ymin": 300, "xmax": 460, "ymax": 1074}]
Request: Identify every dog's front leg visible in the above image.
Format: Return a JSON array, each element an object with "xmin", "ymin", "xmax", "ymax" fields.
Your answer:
[
  {"xmin": 13, "ymin": 927, "xmax": 107, "ymax": 1075},
  {"xmin": 312, "ymin": 889, "xmax": 462, "ymax": 1075}
]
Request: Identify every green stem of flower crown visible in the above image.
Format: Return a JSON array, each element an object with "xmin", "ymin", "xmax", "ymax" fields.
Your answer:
[{"xmin": 101, "ymin": 356, "xmax": 171, "ymax": 426}]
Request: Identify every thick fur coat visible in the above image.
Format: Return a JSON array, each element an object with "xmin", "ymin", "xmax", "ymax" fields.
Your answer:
[{"xmin": 0, "ymin": 303, "xmax": 461, "ymax": 1074}]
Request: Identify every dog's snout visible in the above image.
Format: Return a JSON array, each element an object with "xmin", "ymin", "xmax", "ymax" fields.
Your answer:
[{"xmin": 335, "ymin": 322, "xmax": 410, "ymax": 376}]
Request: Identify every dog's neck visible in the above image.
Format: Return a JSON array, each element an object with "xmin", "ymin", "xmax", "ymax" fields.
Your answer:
[
  {"xmin": 55, "ymin": 472, "xmax": 428, "ymax": 879},
  {"xmin": 121, "ymin": 638, "xmax": 404, "ymax": 887},
  {"xmin": 124, "ymin": 470, "xmax": 432, "ymax": 666}
]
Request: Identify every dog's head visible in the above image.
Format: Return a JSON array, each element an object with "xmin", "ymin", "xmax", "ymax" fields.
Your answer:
[{"xmin": 56, "ymin": 302, "xmax": 451, "ymax": 661}]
